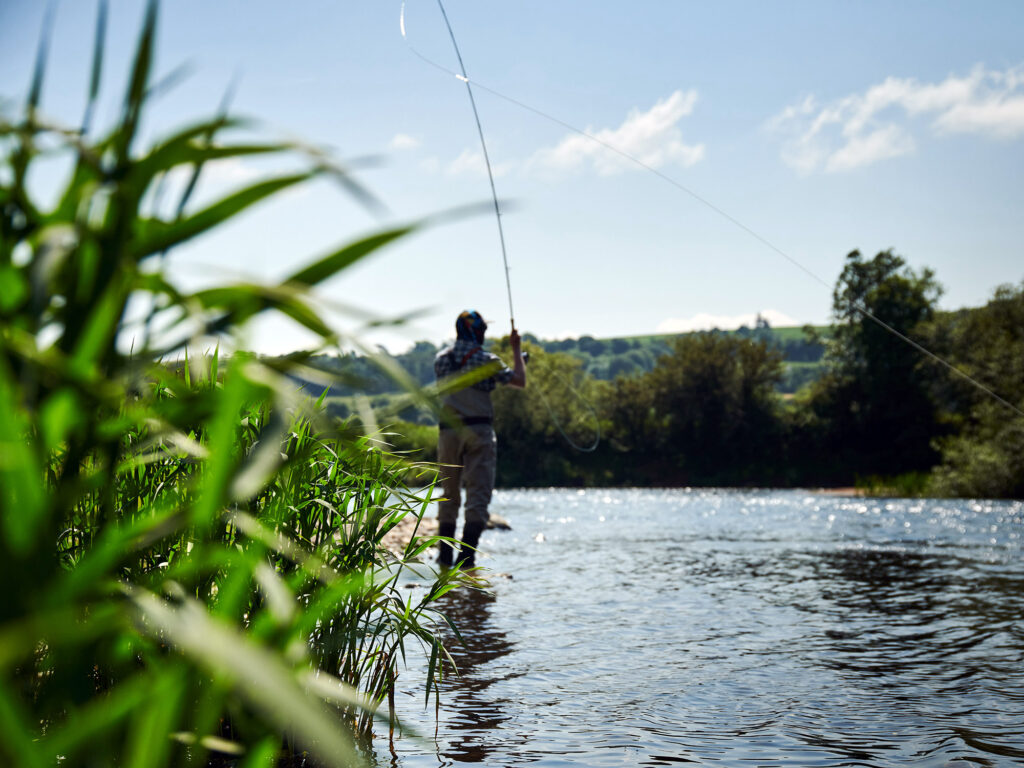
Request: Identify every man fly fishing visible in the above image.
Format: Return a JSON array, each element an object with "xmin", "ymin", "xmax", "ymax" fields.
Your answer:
[{"xmin": 434, "ymin": 310, "xmax": 526, "ymax": 568}]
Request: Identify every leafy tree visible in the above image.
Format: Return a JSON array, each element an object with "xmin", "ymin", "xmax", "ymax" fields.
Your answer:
[
  {"xmin": 923, "ymin": 282, "xmax": 1024, "ymax": 497},
  {"xmin": 606, "ymin": 333, "xmax": 784, "ymax": 484},
  {"xmin": 802, "ymin": 250, "xmax": 943, "ymax": 479},
  {"xmin": 491, "ymin": 339, "xmax": 608, "ymax": 486}
]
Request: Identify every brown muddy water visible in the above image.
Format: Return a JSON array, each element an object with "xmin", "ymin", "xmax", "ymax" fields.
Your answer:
[{"xmin": 383, "ymin": 488, "xmax": 1024, "ymax": 767}]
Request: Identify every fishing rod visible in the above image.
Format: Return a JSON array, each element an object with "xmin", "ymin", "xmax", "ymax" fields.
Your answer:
[
  {"xmin": 430, "ymin": 0, "xmax": 516, "ymax": 332},
  {"xmin": 406, "ymin": 0, "xmax": 602, "ymax": 452},
  {"xmin": 399, "ymin": 2, "xmax": 1024, "ymax": 423}
]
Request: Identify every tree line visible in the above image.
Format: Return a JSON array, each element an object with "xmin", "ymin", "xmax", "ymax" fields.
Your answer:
[
  {"xmin": 386, "ymin": 250, "xmax": 1021, "ymax": 497},
  {"xmin": 296, "ymin": 321, "xmax": 827, "ymax": 399}
]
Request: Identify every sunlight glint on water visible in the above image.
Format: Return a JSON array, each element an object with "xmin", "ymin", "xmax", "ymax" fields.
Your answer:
[{"xmin": 387, "ymin": 489, "xmax": 1024, "ymax": 767}]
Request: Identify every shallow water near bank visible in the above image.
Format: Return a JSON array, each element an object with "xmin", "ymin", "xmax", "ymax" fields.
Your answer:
[{"xmin": 384, "ymin": 488, "xmax": 1024, "ymax": 767}]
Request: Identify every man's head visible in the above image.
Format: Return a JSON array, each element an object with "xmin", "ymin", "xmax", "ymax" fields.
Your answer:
[{"xmin": 456, "ymin": 310, "xmax": 487, "ymax": 343}]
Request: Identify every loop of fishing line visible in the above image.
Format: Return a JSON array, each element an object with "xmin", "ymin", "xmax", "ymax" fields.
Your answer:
[
  {"xmin": 534, "ymin": 372, "xmax": 601, "ymax": 453},
  {"xmin": 400, "ymin": 2, "xmax": 1024, "ymax": 422}
]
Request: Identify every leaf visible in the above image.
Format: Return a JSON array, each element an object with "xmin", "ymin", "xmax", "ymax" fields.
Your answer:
[
  {"xmin": 132, "ymin": 138, "xmax": 284, "ymax": 197},
  {"xmin": 68, "ymin": 270, "xmax": 130, "ymax": 376},
  {"xmin": 130, "ymin": 172, "xmax": 314, "ymax": 259},
  {"xmin": 80, "ymin": 0, "xmax": 108, "ymax": 135},
  {"xmin": 0, "ymin": 265, "xmax": 29, "ymax": 313},
  {"xmin": 192, "ymin": 283, "xmax": 335, "ymax": 340},
  {"xmin": 0, "ymin": 685, "xmax": 47, "ymax": 768},
  {"xmin": 42, "ymin": 672, "xmax": 154, "ymax": 764},
  {"xmin": 114, "ymin": 0, "xmax": 157, "ymax": 163},
  {"xmin": 26, "ymin": 1, "xmax": 54, "ymax": 112},
  {"xmin": 424, "ymin": 638, "xmax": 439, "ymax": 706},
  {"xmin": 0, "ymin": 604, "xmax": 121, "ymax": 672},
  {"xmin": 254, "ymin": 562, "xmax": 296, "ymax": 625},
  {"xmin": 286, "ymin": 225, "xmax": 415, "ymax": 288},
  {"xmin": 39, "ymin": 387, "xmax": 83, "ymax": 453},
  {"xmin": 190, "ymin": 357, "xmax": 251, "ymax": 529},
  {"xmin": 230, "ymin": 401, "xmax": 289, "ymax": 501},
  {"xmin": 126, "ymin": 587, "xmax": 365, "ymax": 768},
  {"xmin": 0, "ymin": 348, "xmax": 45, "ymax": 554}
]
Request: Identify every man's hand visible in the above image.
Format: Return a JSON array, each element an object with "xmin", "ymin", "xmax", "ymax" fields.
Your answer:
[{"xmin": 509, "ymin": 328, "xmax": 526, "ymax": 389}]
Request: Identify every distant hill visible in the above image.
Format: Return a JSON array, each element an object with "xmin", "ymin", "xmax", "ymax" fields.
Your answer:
[
  {"xmin": 529, "ymin": 324, "xmax": 828, "ymax": 391},
  {"xmin": 280, "ymin": 324, "xmax": 830, "ymax": 415}
]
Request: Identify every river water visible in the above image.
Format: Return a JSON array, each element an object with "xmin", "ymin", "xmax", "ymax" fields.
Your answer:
[{"xmin": 385, "ymin": 488, "xmax": 1024, "ymax": 767}]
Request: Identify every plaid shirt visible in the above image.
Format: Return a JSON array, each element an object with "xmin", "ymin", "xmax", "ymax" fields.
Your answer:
[{"xmin": 434, "ymin": 338, "xmax": 514, "ymax": 392}]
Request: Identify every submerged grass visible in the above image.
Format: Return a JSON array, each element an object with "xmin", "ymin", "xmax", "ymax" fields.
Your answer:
[{"xmin": 0, "ymin": 3, "xmax": 470, "ymax": 766}]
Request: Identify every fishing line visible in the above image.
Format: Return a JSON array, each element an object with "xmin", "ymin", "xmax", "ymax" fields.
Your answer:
[
  {"xmin": 534, "ymin": 370, "xmax": 602, "ymax": 453},
  {"xmin": 399, "ymin": 3, "xmax": 1024, "ymax": 422},
  {"xmin": 430, "ymin": 0, "xmax": 515, "ymax": 331},
  {"xmin": 409, "ymin": 1, "xmax": 603, "ymax": 451}
]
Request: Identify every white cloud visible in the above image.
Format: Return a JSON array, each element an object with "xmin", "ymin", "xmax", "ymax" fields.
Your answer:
[
  {"xmin": 770, "ymin": 64, "xmax": 1024, "ymax": 173},
  {"xmin": 530, "ymin": 89, "xmax": 705, "ymax": 176},
  {"xmin": 389, "ymin": 133, "xmax": 420, "ymax": 150},
  {"xmin": 825, "ymin": 125, "xmax": 915, "ymax": 172},
  {"xmin": 655, "ymin": 309, "xmax": 798, "ymax": 334},
  {"xmin": 446, "ymin": 148, "xmax": 511, "ymax": 178}
]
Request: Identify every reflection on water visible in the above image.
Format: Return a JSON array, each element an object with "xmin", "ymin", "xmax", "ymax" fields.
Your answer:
[
  {"xmin": 430, "ymin": 589, "xmax": 516, "ymax": 763},
  {"xmin": 387, "ymin": 490, "xmax": 1024, "ymax": 767}
]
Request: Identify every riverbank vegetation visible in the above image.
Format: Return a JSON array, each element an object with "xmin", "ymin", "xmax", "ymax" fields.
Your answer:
[
  {"xmin": 354, "ymin": 251, "xmax": 1023, "ymax": 497},
  {"xmin": 1, "ymin": 6, "xmax": 466, "ymax": 766}
]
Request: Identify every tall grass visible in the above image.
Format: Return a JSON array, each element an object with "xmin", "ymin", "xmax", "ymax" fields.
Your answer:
[{"xmin": 0, "ymin": 3, "xmax": 468, "ymax": 766}]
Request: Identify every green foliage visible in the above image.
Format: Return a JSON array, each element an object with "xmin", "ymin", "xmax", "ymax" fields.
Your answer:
[
  {"xmin": 796, "ymin": 250, "xmax": 945, "ymax": 480},
  {"xmin": 1, "ymin": 6, "xmax": 464, "ymax": 766},
  {"xmin": 854, "ymin": 472, "xmax": 931, "ymax": 497},
  {"xmin": 923, "ymin": 282, "xmax": 1024, "ymax": 498},
  {"xmin": 603, "ymin": 333, "xmax": 785, "ymax": 484},
  {"xmin": 284, "ymin": 325, "xmax": 826, "ymax": 407},
  {"xmin": 491, "ymin": 339, "xmax": 608, "ymax": 485}
]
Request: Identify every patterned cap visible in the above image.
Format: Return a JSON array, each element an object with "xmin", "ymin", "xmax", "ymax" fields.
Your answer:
[{"xmin": 456, "ymin": 310, "xmax": 487, "ymax": 341}]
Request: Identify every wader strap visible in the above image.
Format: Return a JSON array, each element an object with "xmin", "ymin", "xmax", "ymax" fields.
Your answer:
[{"xmin": 438, "ymin": 411, "xmax": 492, "ymax": 431}]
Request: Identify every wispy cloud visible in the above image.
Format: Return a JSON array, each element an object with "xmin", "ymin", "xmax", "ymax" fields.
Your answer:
[
  {"xmin": 445, "ymin": 148, "xmax": 512, "ymax": 178},
  {"xmin": 530, "ymin": 89, "xmax": 705, "ymax": 176},
  {"xmin": 389, "ymin": 133, "xmax": 420, "ymax": 150},
  {"xmin": 770, "ymin": 65, "xmax": 1024, "ymax": 173},
  {"xmin": 656, "ymin": 309, "xmax": 798, "ymax": 334}
]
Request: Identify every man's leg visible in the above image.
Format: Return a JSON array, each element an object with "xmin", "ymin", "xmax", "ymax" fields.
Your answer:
[
  {"xmin": 456, "ymin": 425, "xmax": 497, "ymax": 567},
  {"xmin": 436, "ymin": 428, "xmax": 463, "ymax": 567}
]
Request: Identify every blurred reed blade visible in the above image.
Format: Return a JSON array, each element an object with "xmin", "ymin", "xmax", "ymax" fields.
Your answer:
[
  {"xmin": 0, "ymin": 604, "xmax": 122, "ymax": 671},
  {"xmin": 131, "ymin": 172, "xmax": 315, "ymax": 259},
  {"xmin": 0, "ymin": 687, "xmax": 46, "ymax": 768},
  {"xmin": 188, "ymin": 356, "xmax": 252, "ymax": 528},
  {"xmin": 192, "ymin": 282, "xmax": 336, "ymax": 341},
  {"xmin": 285, "ymin": 225, "xmax": 416, "ymax": 287},
  {"xmin": 124, "ymin": 671, "xmax": 187, "ymax": 768},
  {"xmin": 127, "ymin": 115, "xmax": 254, "ymax": 191},
  {"xmin": 27, "ymin": 1, "xmax": 55, "ymax": 113},
  {"xmin": 115, "ymin": 0, "xmax": 157, "ymax": 165},
  {"xmin": 41, "ymin": 671, "xmax": 154, "ymax": 764},
  {"xmin": 80, "ymin": 0, "xmax": 108, "ymax": 135},
  {"xmin": 69, "ymin": 271, "xmax": 133, "ymax": 374},
  {"xmin": 0, "ymin": 350, "xmax": 46, "ymax": 554},
  {"xmin": 170, "ymin": 74, "xmax": 238, "ymax": 222},
  {"xmin": 230, "ymin": 402, "xmax": 289, "ymax": 501},
  {"xmin": 126, "ymin": 587, "xmax": 365, "ymax": 768}
]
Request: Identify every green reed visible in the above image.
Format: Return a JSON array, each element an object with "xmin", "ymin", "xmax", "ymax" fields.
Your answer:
[{"xmin": 0, "ymin": 2, "xmax": 468, "ymax": 766}]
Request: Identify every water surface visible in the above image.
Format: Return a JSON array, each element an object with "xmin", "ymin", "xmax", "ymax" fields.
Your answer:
[{"xmin": 388, "ymin": 489, "xmax": 1024, "ymax": 767}]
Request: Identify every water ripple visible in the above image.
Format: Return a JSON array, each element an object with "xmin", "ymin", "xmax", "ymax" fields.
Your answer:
[{"xmin": 387, "ymin": 489, "xmax": 1024, "ymax": 767}]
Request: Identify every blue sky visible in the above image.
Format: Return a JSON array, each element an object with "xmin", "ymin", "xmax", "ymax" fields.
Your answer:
[{"xmin": 3, "ymin": 1, "xmax": 1023, "ymax": 353}]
